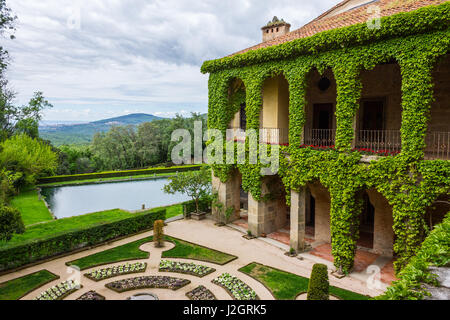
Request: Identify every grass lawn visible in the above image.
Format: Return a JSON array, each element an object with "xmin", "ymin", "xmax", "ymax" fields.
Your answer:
[
  {"xmin": 67, "ymin": 235, "xmax": 236, "ymax": 270},
  {"xmin": 165, "ymin": 204, "xmax": 183, "ymax": 219},
  {"xmin": 162, "ymin": 237, "xmax": 237, "ymax": 265},
  {"xmin": 67, "ymin": 236, "xmax": 154, "ymax": 270},
  {"xmin": 0, "ymin": 270, "xmax": 59, "ymax": 300},
  {"xmin": 0, "ymin": 206, "xmax": 166, "ymax": 250},
  {"xmin": 239, "ymin": 262, "xmax": 369, "ymax": 300},
  {"xmin": 10, "ymin": 189, "xmax": 53, "ymax": 226},
  {"xmin": 0, "ymin": 200, "xmax": 188, "ymax": 250},
  {"xmin": 37, "ymin": 172, "xmax": 178, "ymax": 187}
]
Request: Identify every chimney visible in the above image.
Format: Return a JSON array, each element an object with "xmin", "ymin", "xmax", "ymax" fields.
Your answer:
[{"xmin": 261, "ymin": 16, "xmax": 291, "ymax": 42}]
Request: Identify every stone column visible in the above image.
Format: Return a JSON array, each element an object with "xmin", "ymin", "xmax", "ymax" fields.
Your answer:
[
  {"xmin": 211, "ymin": 172, "xmax": 241, "ymax": 223},
  {"xmin": 248, "ymin": 193, "xmax": 265, "ymax": 236},
  {"xmin": 367, "ymin": 190, "xmax": 394, "ymax": 256},
  {"xmin": 309, "ymin": 183, "xmax": 331, "ymax": 243},
  {"xmin": 290, "ymin": 188, "xmax": 306, "ymax": 251}
]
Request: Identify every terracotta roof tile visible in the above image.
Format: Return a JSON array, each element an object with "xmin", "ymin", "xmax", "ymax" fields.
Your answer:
[{"xmin": 230, "ymin": 0, "xmax": 447, "ymax": 56}]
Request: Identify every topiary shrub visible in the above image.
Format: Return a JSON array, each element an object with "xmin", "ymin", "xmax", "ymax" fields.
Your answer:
[
  {"xmin": 0, "ymin": 205, "xmax": 25, "ymax": 242},
  {"xmin": 307, "ymin": 264, "xmax": 330, "ymax": 300},
  {"xmin": 153, "ymin": 220, "xmax": 164, "ymax": 248}
]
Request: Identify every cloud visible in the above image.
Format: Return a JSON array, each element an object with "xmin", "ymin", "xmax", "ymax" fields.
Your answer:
[{"xmin": 4, "ymin": 0, "xmax": 340, "ymax": 121}]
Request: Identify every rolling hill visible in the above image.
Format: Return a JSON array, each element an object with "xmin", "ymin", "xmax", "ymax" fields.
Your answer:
[{"xmin": 39, "ymin": 113, "xmax": 163, "ymax": 145}]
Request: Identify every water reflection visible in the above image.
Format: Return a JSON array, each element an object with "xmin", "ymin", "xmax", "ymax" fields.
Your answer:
[{"xmin": 40, "ymin": 178, "xmax": 190, "ymax": 219}]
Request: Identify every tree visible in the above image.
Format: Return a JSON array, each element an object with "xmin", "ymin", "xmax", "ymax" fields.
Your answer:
[
  {"xmin": 163, "ymin": 166, "xmax": 211, "ymax": 213},
  {"xmin": 14, "ymin": 92, "xmax": 53, "ymax": 138},
  {"xmin": 0, "ymin": 0, "xmax": 16, "ymax": 140},
  {"xmin": 0, "ymin": 205, "xmax": 24, "ymax": 242},
  {"xmin": 92, "ymin": 125, "xmax": 140, "ymax": 170},
  {"xmin": 0, "ymin": 134, "xmax": 58, "ymax": 187}
]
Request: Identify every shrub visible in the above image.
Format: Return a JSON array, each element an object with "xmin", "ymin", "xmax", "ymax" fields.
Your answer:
[
  {"xmin": 154, "ymin": 220, "xmax": 164, "ymax": 247},
  {"xmin": 0, "ymin": 205, "xmax": 25, "ymax": 241},
  {"xmin": 307, "ymin": 264, "xmax": 330, "ymax": 300}
]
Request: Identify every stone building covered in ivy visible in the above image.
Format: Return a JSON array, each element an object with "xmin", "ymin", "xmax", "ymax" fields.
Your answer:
[{"xmin": 202, "ymin": 0, "xmax": 449, "ymax": 274}]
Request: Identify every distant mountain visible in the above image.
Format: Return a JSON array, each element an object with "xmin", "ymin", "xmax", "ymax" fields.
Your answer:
[{"xmin": 39, "ymin": 113, "xmax": 163, "ymax": 146}]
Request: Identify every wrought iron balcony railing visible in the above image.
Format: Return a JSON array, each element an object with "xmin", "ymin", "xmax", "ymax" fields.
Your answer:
[{"xmin": 303, "ymin": 129, "xmax": 336, "ymax": 147}]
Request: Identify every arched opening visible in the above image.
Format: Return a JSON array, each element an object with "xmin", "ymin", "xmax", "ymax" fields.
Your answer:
[
  {"xmin": 228, "ymin": 78, "xmax": 247, "ymax": 132},
  {"xmin": 304, "ymin": 68, "xmax": 337, "ymax": 147},
  {"xmin": 426, "ymin": 54, "xmax": 450, "ymax": 160},
  {"xmin": 425, "ymin": 194, "xmax": 449, "ymax": 230},
  {"xmin": 260, "ymin": 74, "xmax": 290, "ymax": 145},
  {"xmin": 355, "ymin": 61, "xmax": 402, "ymax": 155}
]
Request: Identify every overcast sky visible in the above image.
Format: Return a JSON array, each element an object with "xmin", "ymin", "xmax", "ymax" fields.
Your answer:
[{"xmin": 4, "ymin": 0, "xmax": 340, "ymax": 121}]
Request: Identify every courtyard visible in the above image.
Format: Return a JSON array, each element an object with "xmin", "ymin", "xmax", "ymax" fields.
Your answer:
[{"xmin": 0, "ymin": 217, "xmax": 379, "ymax": 300}]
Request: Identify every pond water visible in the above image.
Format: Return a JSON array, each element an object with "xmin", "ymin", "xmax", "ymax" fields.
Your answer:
[{"xmin": 40, "ymin": 178, "xmax": 190, "ymax": 219}]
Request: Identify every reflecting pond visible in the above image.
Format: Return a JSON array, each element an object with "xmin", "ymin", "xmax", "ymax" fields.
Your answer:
[{"xmin": 40, "ymin": 178, "xmax": 190, "ymax": 219}]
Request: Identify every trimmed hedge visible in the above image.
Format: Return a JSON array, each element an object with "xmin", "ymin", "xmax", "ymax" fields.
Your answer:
[
  {"xmin": 0, "ymin": 209, "xmax": 165, "ymax": 272},
  {"xmin": 183, "ymin": 198, "xmax": 211, "ymax": 215},
  {"xmin": 307, "ymin": 264, "xmax": 330, "ymax": 300},
  {"xmin": 37, "ymin": 165, "xmax": 202, "ymax": 184}
]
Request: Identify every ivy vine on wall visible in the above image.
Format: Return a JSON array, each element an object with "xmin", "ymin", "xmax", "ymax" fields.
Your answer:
[{"xmin": 203, "ymin": 3, "xmax": 450, "ymax": 274}]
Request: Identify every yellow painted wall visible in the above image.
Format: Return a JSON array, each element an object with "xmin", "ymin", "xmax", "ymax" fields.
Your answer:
[{"xmin": 261, "ymin": 75, "xmax": 289, "ymax": 129}]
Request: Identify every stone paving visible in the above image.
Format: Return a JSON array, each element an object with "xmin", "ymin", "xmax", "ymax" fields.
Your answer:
[{"xmin": 0, "ymin": 218, "xmax": 386, "ymax": 300}]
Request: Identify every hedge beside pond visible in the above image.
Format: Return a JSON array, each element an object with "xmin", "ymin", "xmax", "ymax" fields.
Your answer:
[
  {"xmin": 37, "ymin": 165, "xmax": 202, "ymax": 184},
  {"xmin": 0, "ymin": 209, "xmax": 165, "ymax": 273}
]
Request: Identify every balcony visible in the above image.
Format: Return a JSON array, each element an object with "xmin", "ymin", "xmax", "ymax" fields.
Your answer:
[
  {"xmin": 260, "ymin": 128, "xmax": 289, "ymax": 145},
  {"xmin": 355, "ymin": 130, "xmax": 401, "ymax": 155},
  {"xmin": 304, "ymin": 129, "xmax": 336, "ymax": 147},
  {"xmin": 228, "ymin": 127, "xmax": 449, "ymax": 160},
  {"xmin": 425, "ymin": 131, "xmax": 450, "ymax": 160}
]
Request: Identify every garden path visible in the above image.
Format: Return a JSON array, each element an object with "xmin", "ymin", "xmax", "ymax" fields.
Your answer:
[{"xmin": 0, "ymin": 218, "xmax": 384, "ymax": 300}]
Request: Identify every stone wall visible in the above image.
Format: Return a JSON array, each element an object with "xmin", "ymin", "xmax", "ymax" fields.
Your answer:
[
  {"xmin": 211, "ymin": 171, "xmax": 241, "ymax": 223},
  {"xmin": 367, "ymin": 189, "xmax": 394, "ymax": 256},
  {"xmin": 248, "ymin": 175, "xmax": 288, "ymax": 236},
  {"xmin": 308, "ymin": 182, "xmax": 332, "ymax": 243}
]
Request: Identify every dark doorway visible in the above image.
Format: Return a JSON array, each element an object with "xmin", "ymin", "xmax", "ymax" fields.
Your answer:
[
  {"xmin": 240, "ymin": 103, "xmax": 247, "ymax": 130},
  {"xmin": 313, "ymin": 103, "xmax": 333, "ymax": 130},
  {"xmin": 361, "ymin": 100, "xmax": 384, "ymax": 131},
  {"xmin": 358, "ymin": 193, "xmax": 375, "ymax": 249},
  {"xmin": 306, "ymin": 195, "xmax": 315, "ymax": 237}
]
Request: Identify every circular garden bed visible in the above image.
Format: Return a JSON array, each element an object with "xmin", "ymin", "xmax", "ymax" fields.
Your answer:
[
  {"xmin": 105, "ymin": 276, "xmax": 191, "ymax": 293},
  {"xmin": 159, "ymin": 260, "xmax": 215, "ymax": 277},
  {"xmin": 85, "ymin": 262, "xmax": 147, "ymax": 281},
  {"xmin": 212, "ymin": 273, "xmax": 259, "ymax": 300}
]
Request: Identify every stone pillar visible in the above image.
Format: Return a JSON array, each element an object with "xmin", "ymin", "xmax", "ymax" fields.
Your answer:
[
  {"xmin": 309, "ymin": 183, "xmax": 331, "ymax": 243},
  {"xmin": 367, "ymin": 190, "xmax": 394, "ymax": 256},
  {"xmin": 211, "ymin": 172, "xmax": 241, "ymax": 223},
  {"xmin": 247, "ymin": 177, "xmax": 288, "ymax": 236},
  {"xmin": 290, "ymin": 188, "xmax": 306, "ymax": 251}
]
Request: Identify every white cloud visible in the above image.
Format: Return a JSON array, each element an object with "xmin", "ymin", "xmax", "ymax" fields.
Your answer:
[{"xmin": 4, "ymin": 0, "xmax": 340, "ymax": 121}]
